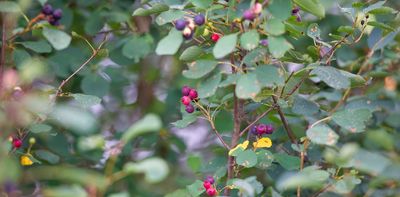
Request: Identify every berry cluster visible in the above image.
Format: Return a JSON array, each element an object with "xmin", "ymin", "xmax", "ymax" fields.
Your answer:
[
  {"xmin": 181, "ymin": 86, "xmax": 198, "ymax": 113},
  {"xmin": 243, "ymin": 2, "xmax": 263, "ymax": 21},
  {"xmin": 251, "ymin": 123, "xmax": 274, "ymax": 136},
  {"xmin": 175, "ymin": 14, "xmax": 205, "ymax": 40},
  {"xmin": 203, "ymin": 176, "xmax": 216, "ymax": 196},
  {"xmin": 291, "ymin": 7, "xmax": 301, "ymax": 22},
  {"xmin": 42, "ymin": 4, "xmax": 63, "ymax": 26}
]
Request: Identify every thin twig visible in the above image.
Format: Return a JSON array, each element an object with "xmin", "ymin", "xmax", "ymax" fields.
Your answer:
[
  {"xmin": 272, "ymin": 96, "xmax": 297, "ymax": 144},
  {"xmin": 239, "ymin": 104, "xmax": 276, "ymax": 137},
  {"xmin": 310, "ymin": 116, "xmax": 332, "ymax": 128}
]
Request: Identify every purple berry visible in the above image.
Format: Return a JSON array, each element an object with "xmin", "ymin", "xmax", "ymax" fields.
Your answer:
[
  {"xmin": 48, "ymin": 17, "xmax": 60, "ymax": 26},
  {"xmin": 206, "ymin": 176, "xmax": 215, "ymax": 184},
  {"xmin": 182, "ymin": 86, "xmax": 191, "ymax": 96},
  {"xmin": 292, "ymin": 7, "xmax": 300, "ymax": 15},
  {"xmin": 259, "ymin": 39, "xmax": 268, "ymax": 46},
  {"xmin": 175, "ymin": 19, "xmax": 187, "ymax": 31},
  {"xmin": 250, "ymin": 126, "xmax": 258, "ymax": 135},
  {"xmin": 52, "ymin": 8, "xmax": 63, "ymax": 20},
  {"xmin": 194, "ymin": 14, "xmax": 205, "ymax": 26},
  {"xmin": 188, "ymin": 89, "xmax": 198, "ymax": 100},
  {"xmin": 42, "ymin": 4, "xmax": 53, "ymax": 15},
  {"xmin": 243, "ymin": 9, "xmax": 255, "ymax": 21},
  {"xmin": 185, "ymin": 104, "xmax": 195, "ymax": 113},
  {"xmin": 256, "ymin": 124, "xmax": 267, "ymax": 135},
  {"xmin": 265, "ymin": 124, "xmax": 274, "ymax": 134}
]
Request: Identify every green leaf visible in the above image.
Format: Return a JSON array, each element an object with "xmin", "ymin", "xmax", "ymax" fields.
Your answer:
[
  {"xmin": 235, "ymin": 73, "xmax": 261, "ymax": 99},
  {"xmin": 51, "ymin": 105, "xmax": 97, "ymax": 135},
  {"xmin": 20, "ymin": 40, "xmax": 52, "ymax": 53},
  {"xmin": 186, "ymin": 180, "xmax": 205, "ymax": 197},
  {"xmin": 122, "ymin": 36, "xmax": 152, "ymax": 61},
  {"xmin": 42, "ymin": 185, "xmax": 87, "ymax": 197},
  {"xmin": 367, "ymin": 7, "xmax": 395, "ymax": 15},
  {"xmin": 121, "ymin": 114, "xmax": 162, "ymax": 143},
  {"xmin": 240, "ymin": 30, "xmax": 259, "ymax": 51},
  {"xmin": 13, "ymin": 49, "xmax": 31, "ymax": 69},
  {"xmin": 268, "ymin": 36, "xmax": 293, "ymax": 58},
  {"xmin": 132, "ymin": 4, "xmax": 169, "ymax": 16},
  {"xmin": 255, "ymin": 65, "xmax": 285, "ymax": 87},
  {"xmin": 72, "ymin": 94, "xmax": 101, "ymax": 109},
  {"xmin": 182, "ymin": 60, "xmax": 218, "ymax": 79},
  {"xmin": 277, "ymin": 166, "xmax": 330, "ymax": 190},
  {"xmin": 29, "ymin": 123, "xmax": 52, "ymax": 134},
  {"xmin": 265, "ymin": 18, "xmax": 285, "ymax": 36},
  {"xmin": 81, "ymin": 74, "xmax": 110, "ymax": 97},
  {"xmin": 0, "ymin": 1, "xmax": 20, "ymax": 12},
  {"xmin": 198, "ymin": 72, "xmax": 221, "ymax": 98},
  {"xmin": 274, "ymin": 153, "xmax": 300, "ymax": 170},
  {"xmin": 165, "ymin": 189, "xmax": 190, "ymax": 197},
  {"xmin": 268, "ymin": 0, "xmax": 292, "ymax": 21},
  {"xmin": 84, "ymin": 12, "xmax": 104, "ymax": 35},
  {"xmin": 332, "ymin": 174, "xmax": 361, "ymax": 194},
  {"xmin": 187, "ymin": 154, "xmax": 202, "ymax": 172},
  {"xmin": 156, "ymin": 29, "xmax": 183, "ymax": 55},
  {"xmin": 236, "ymin": 150, "xmax": 258, "ymax": 168},
  {"xmin": 42, "ymin": 28, "xmax": 72, "ymax": 50},
  {"xmin": 292, "ymin": 96, "xmax": 319, "ymax": 116},
  {"xmin": 156, "ymin": 9, "xmax": 185, "ymax": 26},
  {"xmin": 123, "ymin": 157, "xmax": 169, "ymax": 183},
  {"xmin": 350, "ymin": 149, "xmax": 391, "ymax": 175},
  {"xmin": 179, "ymin": 46, "xmax": 204, "ymax": 62},
  {"xmin": 367, "ymin": 21, "xmax": 395, "ymax": 32},
  {"xmin": 332, "ymin": 109, "xmax": 372, "ymax": 133},
  {"xmin": 337, "ymin": 26, "xmax": 354, "ymax": 34},
  {"xmin": 35, "ymin": 150, "xmax": 60, "ymax": 164},
  {"xmin": 190, "ymin": 0, "xmax": 213, "ymax": 9},
  {"xmin": 213, "ymin": 33, "xmax": 238, "ymax": 59},
  {"xmin": 171, "ymin": 113, "xmax": 199, "ymax": 128},
  {"xmin": 339, "ymin": 70, "xmax": 366, "ymax": 88},
  {"xmin": 311, "ymin": 66, "xmax": 350, "ymax": 89},
  {"xmin": 306, "ymin": 125, "xmax": 339, "ymax": 146},
  {"xmin": 293, "ymin": 0, "xmax": 325, "ymax": 18},
  {"xmin": 256, "ymin": 150, "xmax": 274, "ymax": 169},
  {"xmin": 243, "ymin": 48, "xmax": 268, "ymax": 66}
]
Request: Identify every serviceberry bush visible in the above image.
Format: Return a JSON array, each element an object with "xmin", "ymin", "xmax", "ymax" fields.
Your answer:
[{"xmin": 0, "ymin": 0, "xmax": 399, "ymax": 196}]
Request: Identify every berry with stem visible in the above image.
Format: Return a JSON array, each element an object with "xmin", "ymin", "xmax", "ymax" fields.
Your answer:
[
  {"xmin": 175, "ymin": 19, "xmax": 187, "ymax": 31},
  {"xmin": 194, "ymin": 14, "xmax": 205, "ymax": 26}
]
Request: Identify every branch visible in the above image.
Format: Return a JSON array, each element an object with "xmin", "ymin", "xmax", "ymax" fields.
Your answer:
[
  {"xmin": 55, "ymin": 35, "xmax": 108, "ymax": 97},
  {"xmin": 239, "ymin": 104, "xmax": 276, "ymax": 137},
  {"xmin": 272, "ymin": 96, "xmax": 297, "ymax": 144}
]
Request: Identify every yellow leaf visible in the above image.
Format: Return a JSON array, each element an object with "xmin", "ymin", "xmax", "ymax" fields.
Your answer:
[
  {"xmin": 20, "ymin": 154, "xmax": 33, "ymax": 166},
  {"xmin": 228, "ymin": 140, "xmax": 249, "ymax": 156},
  {"xmin": 253, "ymin": 137, "xmax": 272, "ymax": 149}
]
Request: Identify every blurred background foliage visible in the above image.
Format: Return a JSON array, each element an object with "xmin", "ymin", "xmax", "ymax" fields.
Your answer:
[{"xmin": 0, "ymin": 0, "xmax": 399, "ymax": 197}]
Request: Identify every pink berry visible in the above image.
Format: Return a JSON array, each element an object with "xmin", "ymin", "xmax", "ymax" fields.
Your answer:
[
  {"xmin": 188, "ymin": 89, "xmax": 198, "ymax": 100},
  {"xmin": 243, "ymin": 9, "xmax": 255, "ymax": 21},
  {"xmin": 206, "ymin": 187, "xmax": 217, "ymax": 196},
  {"xmin": 12, "ymin": 139, "xmax": 22, "ymax": 148},
  {"xmin": 181, "ymin": 96, "xmax": 191, "ymax": 106},
  {"xmin": 252, "ymin": 3, "xmax": 263, "ymax": 15},
  {"xmin": 182, "ymin": 86, "xmax": 191, "ymax": 96},
  {"xmin": 203, "ymin": 181, "xmax": 211, "ymax": 189},
  {"xmin": 256, "ymin": 124, "xmax": 267, "ymax": 135}
]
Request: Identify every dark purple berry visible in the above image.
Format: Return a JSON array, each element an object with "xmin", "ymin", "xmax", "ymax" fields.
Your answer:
[
  {"xmin": 188, "ymin": 89, "xmax": 198, "ymax": 100},
  {"xmin": 42, "ymin": 4, "xmax": 53, "ymax": 15},
  {"xmin": 292, "ymin": 7, "xmax": 300, "ymax": 15},
  {"xmin": 52, "ymin": 8, "xmax": 63, "ymax": 20},
  {"xmin": 265, "ymin": 124, "xmax": 274, "ymax": 134},
  {"xmin": 185, "ymin": 104, "xmax": 195, "ymax": 113},
  {"xmin": 206, "ymin": 176, "xmax": 215, "ymax": 184},
  {"xmin": 256, "ymin": 124, "xmax": 267, "ymax": 135},
  {"xmin": 48, "ymin": 17, "xmax": 60, "ymax": 26},
  {"xmin": 175, "ymin": 19, "xmax": 187, "ymax": 31},
  {"xmin": 243, "ymin": 9, "xmax": 255, "ymax": 21},
  {"xmin": 194, "ymin": 14, "xmax": 205, "ymax": 26},
  {"xmin": 182, "ymin": 86, "xmax": 191, "ymax": 96},
  {"xmin": 259, "ymin": 39, "xmax": 268, "ymax": 46},
  {"xmin": 250, "ymin": 126, "xmax": 258, "ymax": 135}
]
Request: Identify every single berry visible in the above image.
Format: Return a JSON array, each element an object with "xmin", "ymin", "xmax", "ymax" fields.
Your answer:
[
  {"xmin": 206, "ymin": 176, "xmax": 215, "ymax": 184},
  {"xmin": 42, "ymin": 4, "xmax": 53, "ymax": 15},
  {"xmin": 256, "ymin": 124, "xmax": 267, "ymax": 135},
  {"xmin": 243, "ymin": 9, "xmax": 255, "ymax": 21},
  {"xmin": 203, "ymin": 181, "xmax": 212, "ymax": 189},
  {"xmin": 188, "ymin": 89, "xmax": 198, "ymax": 100},
  {"xmin": 185, "ymin": 104, "xmax": 195, "ymax": 113},
  {"xmin": 48, "ymin": 17, "xmax": 60, "ymax": 26},
  {"xmin": 52, "ymin": 8, "xmax": 63, "ymax": 20},
  {"xmin": 259, "ymin": 39, "xmax": 268, "ymax": 46},
  {"xmin": 206, "ymin": 187, "xmax": 217, "ymax": 196},
  {"xmin": 182, "ymin": 86, "xmax": 191, "ymax": 96},
  {"xmin": 250, "ymin": 125, "xmax": 258, "ymax": 135},
  {"xmin": 265, "ymin": 124, "xmax": 274, "ymax": 134},
  {"xmin": 210, "ymin": 33, "xmax": 220, "ymax": 42},
  {"xmin": 292, "ymin": 7, "xmax": 300, "ymax": 15},
  {"xmin": 181, "ymin": 96, "xmax": 191, "ymax": 106},
  {"xmin": 194, "ymin": 14, "xmax": 205, "ymax": 26},
  {"xmin": 252, "ymin": 3, "xmax": 263, "ymax": 15},
  {"xmin": 182, "ymin": 27, "xmax": 193, "ymax": 40},
  {"xmin": 175, "ymin": 19, "xmax": 187, "ymax": 31},
  {"xmin": 12, "ymin": 139, "xmax": 22, "ymax": 148}
]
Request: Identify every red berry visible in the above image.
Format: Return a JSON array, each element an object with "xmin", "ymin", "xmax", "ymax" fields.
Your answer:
[
  {"xmin": 12, "ymin": 139, "xmax": 22, "ymax": 148},
  {"xmin": 181, "ymin": 96, "xmax": 191, "ymax": 106},
  {"xmin": 211, "ymin": 33, "xmax": 220, "ymax": 42},
  {"xmin": 256, "ymin": 124, "xmax": 267, "ymax": 135},
  {"xmin": 206, "ymin": 187, "xmax": 217, "ymax": 196},
  {"xmin": 203, "ymin": 181, "xmax": 211, "ymax": 189},
  {"xmin": 188, "ymin": 89, "xmax": 198, "ymax": 100}
]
